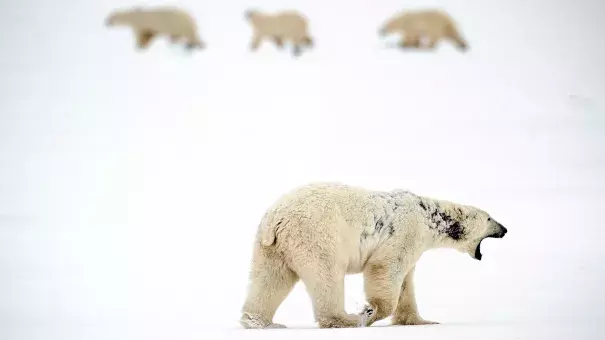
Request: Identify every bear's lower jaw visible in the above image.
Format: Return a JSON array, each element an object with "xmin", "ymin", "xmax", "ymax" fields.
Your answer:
[{"xmin": 474, "ymin": 241, "xmax": 482, "ymax": 261}]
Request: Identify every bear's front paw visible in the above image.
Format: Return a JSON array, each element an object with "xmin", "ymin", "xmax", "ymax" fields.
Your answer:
[{"xmin": 392, "ymin": 315, "xmax": 439, "ymax": 326}]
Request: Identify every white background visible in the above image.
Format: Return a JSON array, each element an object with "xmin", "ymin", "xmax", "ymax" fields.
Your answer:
[{"xmin": 1, "ymin": 0, "xmax": 604, "ymax": 339}]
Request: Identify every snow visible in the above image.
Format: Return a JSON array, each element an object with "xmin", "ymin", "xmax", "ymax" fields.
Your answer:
[{"xmin": 1, "ymin": 0, "xmax": 604, "ymax": 339}]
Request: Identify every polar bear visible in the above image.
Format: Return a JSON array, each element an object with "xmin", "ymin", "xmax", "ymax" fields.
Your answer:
[
  {"xmin": 244, "ymin": 9, "xmax": 314, "ymax": 57},
  {"xmin": 240, "ymin": 182, "xmax": 507, "ymax": 329},
  {"xmin": 105, "ymin": 7, "xmax": 205, "ymax": 51},
  {"xmin": 379, "ymin": 9, "xmax": 469, "ymax": 51}
]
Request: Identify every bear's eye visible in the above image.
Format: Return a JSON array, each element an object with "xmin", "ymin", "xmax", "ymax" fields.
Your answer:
[{"xmin": 487, "ymin": 217, "xmax": 491, "ymax": 222}]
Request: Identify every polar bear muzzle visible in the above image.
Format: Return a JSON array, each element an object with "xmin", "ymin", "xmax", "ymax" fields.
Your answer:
[{"xmin": 473, "ymin": 222, "xmax": 507, "ymax": 261}]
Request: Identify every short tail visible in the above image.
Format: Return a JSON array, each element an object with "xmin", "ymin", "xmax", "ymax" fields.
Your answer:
[
  {"xmin": 260, "ymin": 227, "xmax": 275, "ymax": 246},
  {"xmin": 259, "ymin": 217, "xmax": 285, "ymax": 247}
]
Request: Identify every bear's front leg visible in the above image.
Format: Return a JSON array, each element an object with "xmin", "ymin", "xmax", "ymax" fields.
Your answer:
[
  {"xmin": 399, "ymin": 32, "xmax": 420, "ymax": 48},
  {"xmin": 135, "ymin": 30, "xmax": 155, "ymax": 49},
  {"xmin": 360, "ymin": 259, "xmax": 406, "ymax": 326},
  {"xmin": 423, "ymin": 34, "xmax": 439, "ymax": 50},
  {"xmin": 250, "ymin": 32, "xmax": 263, "ymax": 50},
  {"xmin": 272, "ymin": 36, "xmax": 284, "ymax": 49},
  {"xmin": 391, "ymin": 266, "xmax": 439, "ymax": 326}
]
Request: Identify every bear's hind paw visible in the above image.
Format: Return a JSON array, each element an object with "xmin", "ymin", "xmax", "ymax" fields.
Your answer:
[{"xmin": 265, "ymin": 323, "xmax": 287, "ymax": 329}]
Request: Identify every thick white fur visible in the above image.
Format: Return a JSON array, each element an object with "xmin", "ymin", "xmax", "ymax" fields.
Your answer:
[
  {"xmin": 245, "ymin": 9, "xmax": 314, "ymax": 56},
  {"xmin": 105, "ymin": 7, "xmax": 205, "ymax": 50},
  {"xmin": 240, "ymin": 182, "xmax": 507, "ymax": 329},
  {"xmin": 379, "ymin": 9, "xmax": 468, "ymax": 51}
]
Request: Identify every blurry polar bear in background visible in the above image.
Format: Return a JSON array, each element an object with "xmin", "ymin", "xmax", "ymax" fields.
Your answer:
[
  {"xmin": 245, "ymin": 9, "xmax": 314, "ymax": 57},
  {"xmin": 105, "ymin": 6, "xmax": 205, "ymax": 51}
]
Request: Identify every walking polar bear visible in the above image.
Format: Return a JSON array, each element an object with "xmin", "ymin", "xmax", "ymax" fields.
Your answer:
[
  {"xmin": 245, "ymin": 9, "xmax": 314, "ymax": 57},
  {"xmin": 105, "ymin": 7, "xmax": 205, "ymax": 51},
  {"xmin": 379, "ymin": 9, "xmax": 469, "ymax": 51},
  {"xmin": 240, "ymin": 182, "xmax": 507, "ymax": 329}
]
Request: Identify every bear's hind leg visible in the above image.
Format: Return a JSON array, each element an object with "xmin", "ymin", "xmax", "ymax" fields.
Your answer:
[
  {"xmin": 291, "ymin": 245, "xmax": 370, "ymax": 329},
  {"xmin": 240, "ymin": 244, "xmax": 298, "ymax": 329},
  {"xmin": 297, "ymin": 267, "xmax": 367, "ymax": 328}
]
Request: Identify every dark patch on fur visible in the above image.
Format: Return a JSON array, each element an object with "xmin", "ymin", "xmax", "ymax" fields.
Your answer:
[
  {"xmin": 392, "ymin": 199, "xmax": 402, "ymax": 211},
  {"xmin": 447, "ymin": 221, "xmax": 463, "ymax": 240},
  {"xmin": 419, "ymin": 200, "xmax": 427, "ymax": 211},
  {"xmin": 387, "ymin": 223, "xmax": 395, "ymax": 236},
  {"xmin": 362, "ymin": 216, "xmax": 394, "ymax": 241},
  {"xmin": 363, "ymin": 190, "xmax": 421, "ymax": 243},
  {"xmin": 427, "ymin": 204, "xmax": 465, "ymax": 240},
  {"xmin": 370, "ymin": 189, "xmax": 465, "ymax": 241},
  {"xmin": 375, "ymin": 217, "xmax": 384, "ymax": 233}
]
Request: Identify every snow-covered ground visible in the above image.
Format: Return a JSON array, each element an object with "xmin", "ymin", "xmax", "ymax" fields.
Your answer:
[{"xmin": 1, "ymin": 0, "xmax": 604, "ymax": 339}]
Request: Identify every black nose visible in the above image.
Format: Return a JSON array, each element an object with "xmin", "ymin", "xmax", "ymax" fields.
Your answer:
[{"xmin": 500, "ymin": 225, "xmax": 507, "ymax": 236}]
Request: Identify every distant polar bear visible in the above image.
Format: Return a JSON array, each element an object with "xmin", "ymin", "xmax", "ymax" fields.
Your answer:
[
  {"xmin": 379, "ymin": 9, "xmax": 469, "ymax": 51},
  {"xmin": 105, "ymin": 7, "xmax": 205, "ymax": 51},
  {"xmin": 245, "ymin": 9, "xmax": 314, "ymax": 57},
  {"xmin": 240, "ymin": 182, "xmax": 507, "ymax": 329}
]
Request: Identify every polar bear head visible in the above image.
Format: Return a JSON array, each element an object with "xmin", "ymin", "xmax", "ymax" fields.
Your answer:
[
  {"xmin": 453, "ymin": 206, "xmax": 507, "ymax": 261},
  {"xmin": 416, "ymin": 197, "xmax": 507, "ymax": 260}
]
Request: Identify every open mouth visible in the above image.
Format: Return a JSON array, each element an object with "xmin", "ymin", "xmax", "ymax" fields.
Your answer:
[{"xmin": 473, "ymin": 231, "xmax": 506, "ymax": 261}]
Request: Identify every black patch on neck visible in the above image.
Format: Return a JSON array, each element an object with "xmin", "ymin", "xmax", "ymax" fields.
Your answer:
[
  {"xmin": 426, "ymin": 202, "xmax": 465, "ymax": 240},
  {"xmin": 447, "ymin": 221, "xmax": 463, "ymax": 240}
]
